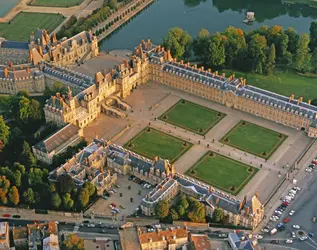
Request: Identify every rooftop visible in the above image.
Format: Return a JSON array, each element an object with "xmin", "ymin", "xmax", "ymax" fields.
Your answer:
[
  {"xmin": 189, "ymin": 234, "xmax": 212, "ymax": 250},
  {"xmin": 138, "ymin": 227, "xmax": 188, "ymax": 245}
]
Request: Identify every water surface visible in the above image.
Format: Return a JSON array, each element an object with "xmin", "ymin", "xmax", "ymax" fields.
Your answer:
[{"xmin": 0, "ymin": 0, "xmax": 19, "ymax": 18}]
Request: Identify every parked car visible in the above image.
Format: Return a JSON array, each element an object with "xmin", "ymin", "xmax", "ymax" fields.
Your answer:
[
  {"xmin": 255, "ymin": 235, "xmax": 263, "ymax": 240},
  {"xmin": 284, "ymin": 217, "xmax": 290, "ymax": 223},
  {"xmin": 12, "ymin": 215, "xmax": 21, "ymax": 218},
  {"xmin": 293, "ymin": 225, "xmax": 300, "ymax": 229},
  {"xmin": 309, "ymin": 232, "xmax": 314, "ymax": 237},
  {"xmin": 292, "ymin": 232, "xmax": 296, "ymax": 238},
  {"xmin": 111, "ymin": 203, "xmax": 117, "ymax": 208},
  {"xmin": 2, "ymin": 214, "xmax": 11, "ymax": 218},
  {"xmin": 120, "ymin": 205, "xmax": 126, "ymax": 209},
  {"xmin": 306, "ymin": 168, "xmax": 312, "ymax": 172},
  {"xmin": 293, "ymin": 186, "xmax": 301, "ymax": 191},
  {"xmin": 109, "ymin": 205, "xmax": 114, "ymax": 209},
  {"xmin": 300, "ymin": 236, "xmax": 308, "ymax": 241},
  {"xmin": 270, "ymin": 240, "xmax": 279, "ymax": 244},
  {"xmin": 261, "ymin": 228, "xmax": 269, "ymax": 233},
  {"xmin": 285, "ymin": 239, "xmax": 293, "ymax": 244},
  {"xmin": 289, "ymin": 210, "xmax": 295, "ymax": 216}
]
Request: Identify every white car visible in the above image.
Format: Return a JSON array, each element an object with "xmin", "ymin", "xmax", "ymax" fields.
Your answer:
[
  {"xmin": 87, "ymin": 224, "xmax": 95, "ymax": 228},
  {"xmin": 109, "ymin": 205, "xmax": 114, "ymax": 209},
  {"xmin": 275, "ymin": 210, "xmax": 283, "ymax": 215},
  {"xmin": 300, "ymin": 236, "xmax": 308, "ymax": 241},
  {"xmin": 289, "ymin": 210, "xmax": 295, "ymax": 216},
  {"xmin": 261, "ymin": 228, "xmax": 269, "ymax": 233},
  {"xmin": 285, "ymin": 239, "xmax": 293, "ymax": 244},
  {"xmin": 255, "ymin": 235, "xmax": 263, "ymax": 239},
  {"xmin": 292, "ymin": 232, "xmax": 296, "ymax": 238},
  {"xmin": 306, "ymin": 168, "xmax": 312, "ymax": 172},
  {"xmin": 294, "ymin": 186, "xmax": 301, "ymax": 191},
  {"xmin": 293, "ymin": 225, "xmax": 300, "ymax": 229},
  {"xmin": 270, "ymin": 217, "xmax": 277, "ymax": 222}
]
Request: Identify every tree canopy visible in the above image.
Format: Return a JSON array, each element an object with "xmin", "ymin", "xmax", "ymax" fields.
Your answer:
[
  {"xmin": 155, "ymin": 200, "xmax": 169, "ymax": 219},
  {"xmin": 62, "ymin": 234, "xmax": 84, "ymax": 250}
]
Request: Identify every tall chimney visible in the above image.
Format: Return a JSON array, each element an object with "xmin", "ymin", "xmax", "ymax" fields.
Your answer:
[
  {"xmin": 308, "ymin": 99, "xmax": 312, "ymax": 105},
  {"xmin": 3, "ymin": 68, "xmax": 8, "ymax": 78}
]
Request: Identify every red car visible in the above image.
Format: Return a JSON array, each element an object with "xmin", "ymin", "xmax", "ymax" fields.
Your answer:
[
  {"xmin": 284, "ymin": 217, "xmax": 290, "ymax": 223},
  {"xmin": 282, "ymin": 202, "xmax": 289, "ymax": 206},
  {"xmin": 2, "ymin": 214, "xmax": 11, "ymax": 218},
  {"xmin": 111, "ymin": 203, "xmax": 117, "ymax": 208}
]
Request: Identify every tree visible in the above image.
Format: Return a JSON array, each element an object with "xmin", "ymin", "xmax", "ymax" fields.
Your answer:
[
  {"xmin": 0, "ymin": 116, "xmax": 9, "ymax": 151},
  {"xmin": 21, "ymin": 141, "xmax": 37, "ymax": 167},
  {"xmin": 78, "ymin": 189, "xmax": 89, "ymax": 208},
  {"xmin": 213, "ymin": 207, "xmax": 224, "ymax": 223},
  {"xmin": 285, "ymin": 27, "xmax": 299, "ymax": 54},
  {"xmin": 0, "ymin": 176, "xmax": 10, "ymax": 193},
  {"xmin": 266, "ymin": 26, "xmax": 288, "ymax": 58},
  {"xmin": 179, "ymin": 195, "xmax": 189, "ymax": 210},
  {"xmin": 266, "ymin": 44, "xmax": 276, "ymax": 75},
  {"xmin": 62, "ymin": 233, "xmax": 84, "ymax": 250},
  {"xmin": 13, "ymin": 170, "xmax": 22, "ymax": 187},
  {"xmin": 170, "ymin": 208, "xmax": 179, "ymax": 220},
  {"xmin": 14, "ymin": 162, "xmax": 25, "ymax": 175},
  {"xmin": 23, "ymin": 188, "xmax": 35, "ymax": 205},
  {"xmin": 295, "ymin": 33, "xmax": 311, "ymax": 73},
  {"xmin": 223, "ymin": 26, "xmax": 246, "ymax": 67},
  {"xmin": 108, "ymin": 0, "xmax": 117, "ymax": 9},
  {"xmin": 8, "ymin": 186, "xmax": 19, "ymax": 205},
  {"xmin": 309, "ymin": 21, "xmax": 317, "ymax": 51},
  {"xmin": 192, "ymin": 28, "xmax": 210, "ymax": 63},
  {"xmin": 0, "ymin": 189, "xmax": 7, "ymax": 205},
  {"xmin": 155, "ymin": 200, "xmax": 169, "ymax": 219},
  {"xmin": 18, "ymin": 96, "xmax": 31, "ymax": 122},
  {"xmin": 163, "ymin": 27, "xmax": 192, "ymax": 59},
  {"xmin": 177, "ymin": 205, "xmax": 185, "ymax": 217},
  {"xmin": 28, "ymin": 168, "xmax": 45, "ymax": 185},
  {"xmin": 311, "ymin": 48, "xmax": 317, "ymax": 74},
  {"xmin": 83, "ymin": 182, "xmax": 95, "ymax": 197},
  {"xmin": 51, "ymin": 192, "xmax": 62, "ymax": 209},
  {"xmin": 62, "ymin": 193, "xmax": 74, "ymax": 210},
  {"xmin": 58, "ymin": 174, "xmax": 74, "ymax": 194},
  {"xmin": 248, "ymin": 34, "xmax": 267, "ymax": 74},
  {"xmin": 187, "ymin": 197, "xmax": 206, "ymax": 223},
  {"xmin": 206, "ymin": 34, "xmax": 226, "ymax": 68},
  {"xmin": 29, "ymin": 99, "xmax": 42, "ymax": 120}
]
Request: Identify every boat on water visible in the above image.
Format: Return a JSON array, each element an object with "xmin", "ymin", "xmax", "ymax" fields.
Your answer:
[{"xmin": 243, "ymin": 12, "xmax": 255, "ymax": 24}]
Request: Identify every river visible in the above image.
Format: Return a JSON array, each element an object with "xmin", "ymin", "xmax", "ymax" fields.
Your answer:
[
  {"xmin": 99, "ymin": 0, "xmax": 317, "ymax": 51},
  {"xmin": 0, "ymin": 0, "xmax": 19, "ymax": 17}
]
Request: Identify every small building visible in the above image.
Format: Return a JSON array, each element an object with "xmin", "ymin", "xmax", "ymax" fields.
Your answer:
[
  {"xmin": 13, "ymin": 226, "xmax": 28, "ymax": 249},
  {"xmin": 186, "ymin": 233, "xmax": 212, "ymax": 250},
  {"xmin": 32, "ymin": 123, "xmax": 82, "ymax": 164},
  {"xmin": 27, "ymin": 221, "xmax": 58, "ymax": 250},
  {"xmin": 138, "ymin": 227, "xmax": 188, "ymax": 250},
  {"xmin": 0, "ymin": 222, "xmax": 10, "ymax": 249},
  {"xmin": 228, "ymin": 232, "xmax": 255, "ymax": 250},
  {"xmin": 43, "ymin": 234, "xmax": 59, "ymax": 250}
]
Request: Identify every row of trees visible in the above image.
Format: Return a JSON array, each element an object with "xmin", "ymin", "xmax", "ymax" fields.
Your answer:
[
  {"xmin": 163, "ymin": 21, "xmax": 317, "ymax": 75},
  {"xmin": 155, "ymin": 195, "xmax": 206, "ymax": 223},
  {"xmin": 57, "ymin": 0, "xmax": 138, "ymax": 39}
]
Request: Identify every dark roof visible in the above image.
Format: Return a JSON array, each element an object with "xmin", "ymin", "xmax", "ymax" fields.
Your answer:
[
  {"xmin": 33, "ymin": 124, "xmax": 79, "ymax": 153},
  {"xmin": 1, "ymin": 41, "xmax": 29, "ymax": 50}
]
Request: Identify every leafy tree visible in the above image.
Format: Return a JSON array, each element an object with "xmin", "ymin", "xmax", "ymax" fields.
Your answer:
[
  {"xmin": 170, "ymin": 208, "xmax": 179, "ymax": 220},
  {"xmin": 0, "ymin": 189, "xmax": 7, "ymax": 205},
  {"xmin": 28, "ymin": 168, "xmax": 45, "ymax": 185},
  {"xmin": 192, "ymin": 28, "xmax": 210, "ymax": 63},
  {"xmin": 206, "ymin": 34, "xmax": 226, "ymax": 68},
  {"xmin": 285, "ymin": 27, "xmax": 299, "ymax": 54},
  {"xmin": 58, "ymin": 174, "xmax": 74, "ymax": 194},
  {"xmin": 295, "ymin": 33, "xmax": 311, "ymax": 73},
  {"xmin": 213, "ymin": 207, "xmax": 224, "ymax": 223},
  {"xmin": 29, "ymin": 99, "xmax": 42, "ymax": 120},
  {"xmin": 49, "ymin": 183, "xmax": 56, "ymax": 193},
  {"xmin": 51, "ymin": 192, "xmax": 62, "ymax": 209},
  {"xmin": 309, "ymin": 21, "xmax": 317, "ymax": 51},
  {"xmin": 0, "ymin": 116, "xmax": 9, "ymax": 151},
  {"xmin": 248, "ymin": 34, "xmax": 267, "ymax": 74},
  {"xmin": 61, "ymin": 233, "xmax": 84, "ymax": 250},
  {"xmin": 155, "ymin": 200, "xmax": 169, "ymax": 219},
  {"xmin": 8, "ymin": 186, "xmax": 19, "ymax": 205},
  {"xmin": 187, "ymin": 197, "xmax": 206, "ymax": 223},
  {"xmin": 177, "ymin": 205, "xmax": 185, "ymax": 217},
  {"xmin": 179, "ymin": 195, "xmax": 189, "ymax": 210},
  {"xmin": 163, "ymin": 27, "xmax": 192, "ymax": 59},
  {"xmin": 78, "ymin": 189, "xmax": 89, "ymax": 208},
  {"xmin": 223, "ymin": 26, "xmax": 246, "ymax": 67},
  {"xmin": 108, "ymin": 0, "xmax": 117, "ymax": 9},
  {"xmin": 21, "ymin": 141, "xmax": 37, "ymax": 167},
  {"xmin": 266, "ymin": 44, "xmax": 276, "ymax": 75},
  {"xmin": 13, "ymin": 170, "xmax": 22, "ymax": 187},
  {"xmin": 14, "ymin": 162, "xmax": 25, "ymax": 175},
  {"xmin": 18, "ymin": 96, "xmax": 31, "ymax": 122},
  {"xmin": 83, "ymin": 182, "xmax": 95, "ymax": 197},
  {"xmin": 23, "ymin": 188, "xmax": 35, "ymax": 205},
  {"xmin": 311, "ymin": 98, "xmax": 317, "ymax": 106},
  {"xmin": 62, "ymin": 193, "xmax": 74, "ymax": 210},
  {"xmin": 0, "ymin": 176, "xmax": 10, "ymax": 193},
  {"xmin": 266, "ymin": 25, "xmax": 288, "ymax": 58},
  {"xmin": 311, "ymin": 48, "xmax": 317, "ymax": 74}
]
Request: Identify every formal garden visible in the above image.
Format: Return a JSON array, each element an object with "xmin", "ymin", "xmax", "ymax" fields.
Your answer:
[
  {"xmin": 159, "ymin": 99, "xmax": 225, "ymax": 135},
  {"xmin": 220, "ymin": 120, "xmax": 287, "ymax": 159},
  {"xmin": 186, "ymin": 151, "xmax": 259, "ymax": 195},
  {"xmin": 29, "ymin": 0, "xmax": 83, "ymax": 7},
  {"xmin": 124, "ymin": 127, "xmax": 192, "ymax": 163},
  {"xmin": 0, "ymin": 12, "xmax": 65, "ymax": 41}
]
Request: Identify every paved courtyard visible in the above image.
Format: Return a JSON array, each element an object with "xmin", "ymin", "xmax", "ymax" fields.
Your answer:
[
  {"xmin": 83, "ymin": 80, "xmax": 312, "ymax": 203},
  {"xmin": 87, "ymin": 175, "xmax": 147, "ymax": 218}
]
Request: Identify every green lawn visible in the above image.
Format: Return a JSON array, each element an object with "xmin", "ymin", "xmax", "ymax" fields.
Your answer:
[
  {"xmin": 186, "ymin": 152, "xmax": 258, "ymax": 195},
  {"xmin": 124, "ymin": 127, "xmax": 192, "ymax": 163},
  {"xmin": 0, "ymin": 12, "xmax": 65, "ymax": 41},
  {"xmin": 159, "ymin": 100, "xmax": 225, "ymax": 135},
  {"xmin": 223, "ymin": 69, "xmax": 317, "ymax": 101},
  {"xmin": 30, "ymin": 0, "xmax": 83, "ymax": 7},
  {"xmin": 220, "ymin": 121, "xmax": 287, "ymax": 159}
]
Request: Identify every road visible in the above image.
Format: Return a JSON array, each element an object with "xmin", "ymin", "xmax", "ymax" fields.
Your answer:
[{"xmin": 258, "ymin": 168, "xmax": 317, "ymax": 249}]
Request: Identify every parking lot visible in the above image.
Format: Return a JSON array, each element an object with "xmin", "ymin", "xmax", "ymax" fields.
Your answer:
[{"xmin": 87, "ymin": 175, "xmax": 151, "ymax": 218}]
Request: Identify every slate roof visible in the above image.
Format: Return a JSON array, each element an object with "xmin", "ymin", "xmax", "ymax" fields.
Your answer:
[
  {"xmin": 33, "ymin": 124, "xmax": 78, "ymax": 153},
  {"xmin": 0, "ymin": 41, "xmax": 29, "ymax": 50}
]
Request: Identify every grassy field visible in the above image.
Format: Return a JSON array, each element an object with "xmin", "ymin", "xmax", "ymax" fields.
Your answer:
[
  {"xmin": 0, "ymin": 12, "xmax": 65, "ymax": 41},
  {"xmin": 223, "ymin": 69, "xmax": 317, "ymax": 101},
  {"xmin": 220, "ymin": 121, "xmax": 287, "ymax": 159},
  {"xmin": 124, "ymin": 127, "xmax": 193, "ymax": 163},
  {"xmin": 159, "ymin": 100, "xmax": 225, "ymax": 135},
  {"xmin": 186, "ymin": 151, "xmax": 258, "ymax": 195},
  {"xmin": 30, "ymin": 0, "xmax": 83, "ymax": 7}
]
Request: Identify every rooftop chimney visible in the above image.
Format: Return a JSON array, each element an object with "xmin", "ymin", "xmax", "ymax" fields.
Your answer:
[
  {"xmin": 308, "ymin": 99, "xmax": 312, "ymax": 105},
  {"xmin": 3, "ymin": 68, "xmax": 8, "ymax": 78}
]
